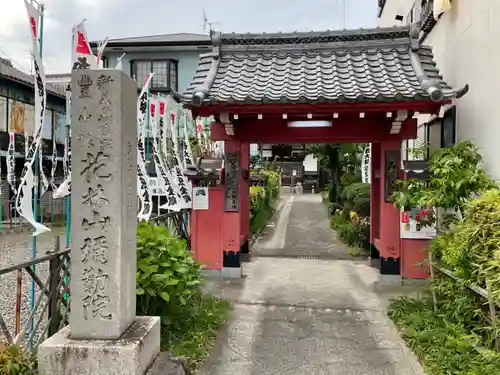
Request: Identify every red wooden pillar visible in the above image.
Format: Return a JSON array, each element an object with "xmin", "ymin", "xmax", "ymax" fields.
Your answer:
[
  {"xmin": 239, "ymin": 142, "xmax": 251, "ymax": 262},
  {"xmin": 369, "ymin": 143, "xmax": 381, "ymax": 262},
  {"xmin": 378, "ymin": 139, "xmax": 402, "ymax": 276},
  {"xmin": 222, "ymin": 140, "xmax": 242, "ymax": 278}
]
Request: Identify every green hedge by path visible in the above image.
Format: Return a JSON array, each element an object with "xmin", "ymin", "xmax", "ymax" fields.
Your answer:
[{"xmin": 249, "ymin": 170, "xmax": 280, "ymax": 236}]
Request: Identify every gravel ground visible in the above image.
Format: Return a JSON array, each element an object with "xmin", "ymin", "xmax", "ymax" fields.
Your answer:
[{"xmin": 0, "ymin": 227, "xmax": 68, "ymax": 348}]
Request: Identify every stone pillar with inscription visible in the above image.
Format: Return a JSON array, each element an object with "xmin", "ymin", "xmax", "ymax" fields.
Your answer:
[{"xmin": 38, "ymin": 70, "xmax": 160, "ymax": 375}]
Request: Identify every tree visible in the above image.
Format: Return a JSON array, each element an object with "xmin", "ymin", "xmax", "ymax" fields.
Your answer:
[{"xmin": 306, "ymin": 143, "xmax": 365, "ymax": 204}]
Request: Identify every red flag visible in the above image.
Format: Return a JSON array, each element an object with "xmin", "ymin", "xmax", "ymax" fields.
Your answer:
[
  {"xmin": 159, "ymin": 102, "xmax": 165, "ymax": 115},
  {"xmin": 72, "ymin": 21, "xmax": 98, "ymax": 69},
  {"xmin": 196, "ymin": 118, "xmax": 203, "ymax": 133},
  {"xmin": 76, "ymin": 30, "xmax": 92, "ymax": 55},
  {"xmin": 150, "ymin": 103, "xmax": 156, "ymax": 117}
]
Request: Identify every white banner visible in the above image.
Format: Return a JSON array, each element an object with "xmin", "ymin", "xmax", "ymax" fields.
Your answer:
[
  {"xmin": 149, "ymin": 98, "xmax": 182, "ymax": 211},
  {"xmin": 361, "ymin": 143, "xmax": 371, "ymax": 184},
  {"xmin": 137, "ymin": 74, "xmax": 154, "ymax": 221},
  {"xmin": 182, "ymin": 111, "xmax": 194, "ymax": 169},
  {"xmin": 166, "ymin": 109, "xmax": 192, "ymax": 209},
  {"xmin": 19, "ymin": 0, "xmax": 50, "ymax": 236},
  {"xmin": 7, "ymin": 132, "xmax": 16, "ymax": 194}
]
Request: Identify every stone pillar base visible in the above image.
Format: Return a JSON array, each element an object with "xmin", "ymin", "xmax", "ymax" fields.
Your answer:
[{"xmin": 38, "ymin": 316, "xmax": 160, "ymax": 375}]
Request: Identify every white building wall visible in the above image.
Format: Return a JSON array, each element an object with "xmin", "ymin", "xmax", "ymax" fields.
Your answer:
[
  {"xmin": 379, "ymin": 0, "xmax": 500, "ymax": 181},
  {"xmin": 377, "ymin": 0, "xmax": 415, "ymax": 27}
]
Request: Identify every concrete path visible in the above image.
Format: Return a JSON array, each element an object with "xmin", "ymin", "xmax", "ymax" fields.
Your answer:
[{"xmin": 200, "ymin": 194, "xmax": 426, "ymax": 375}]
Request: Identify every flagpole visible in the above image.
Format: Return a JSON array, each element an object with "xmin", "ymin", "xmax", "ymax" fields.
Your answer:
[
  {"xmin": 29, "ymin": 0, "xmax": 44, "ymax": 350},
  {"xmin": 65, "ymin": 26, "xmax": 74, "ymax": 249}
]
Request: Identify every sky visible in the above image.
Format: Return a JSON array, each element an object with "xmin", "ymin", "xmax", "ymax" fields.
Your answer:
[{"xmin": 0, "ymin": 0, "xmax": 377, "ymax": 74}]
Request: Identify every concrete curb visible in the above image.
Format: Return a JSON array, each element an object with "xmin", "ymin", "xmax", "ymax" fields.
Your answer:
[{"xmin": 250, "ymin": 195, "xmax": 288, "ymax": 247}]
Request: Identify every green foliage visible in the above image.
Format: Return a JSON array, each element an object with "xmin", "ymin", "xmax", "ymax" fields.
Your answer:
[
  {"xmin": 307, "ymin": 143, "xmax": 365, "ymax": 203},
  {"xmin": 389, "ymin": 297, "xmax": 500, "ymax": 375},
  {"xmin": 136, "ymin": 222, "xmax": 202, "ymax": 320},
  {"xmin": 330, "ymin": 209, "xmax": 369, "ymax": 251},
  {"xmin": 0, "ymin": 344, "xmax": 36, "ymax": 375},
  {"xmin": 162, "ymin": 296, "xmax": 232, "ymax": 369},
  {"xmin": 392, "ymin": 141, "xmax": 496, "ymax": 227},
  {"xmin": 341, "ymin": 182, "xmax": 370, "ymax": 217},
  {"xmin": 388, "ymin": 141, "xmax": 500, "ymax": 374},
  {"xmin": 136, "ymin": 221, "xmax": 232, "ymax": 367},
  {"xmin": 249, "ymin": 170, "xmax": 280, "ymax": 235}
]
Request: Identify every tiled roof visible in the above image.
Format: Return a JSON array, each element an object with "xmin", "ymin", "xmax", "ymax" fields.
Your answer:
[
  {"xmin": 90, "ymin": 33, "xmax": 210, "ymax": 47},
  {"xmin": 182, "ymin": 24, "xmax": 468, "ymax": 106},
  {"xmin": 0, "ymin": 61, "xmax": 66, "ymax": 98}
]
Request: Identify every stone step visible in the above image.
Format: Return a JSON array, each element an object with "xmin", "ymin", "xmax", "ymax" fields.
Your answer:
[{"xmin": 146, "ymin": 352, "xmax": 191, "ymax": 375}]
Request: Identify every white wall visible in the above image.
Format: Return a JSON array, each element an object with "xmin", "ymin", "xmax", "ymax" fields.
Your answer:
[
  {"xmin": 377, "ymin": 0, "xmax": 415, "ymax": 27},
  {"xmin": 250, "ymin": 143, "xmax": 259, "ymax": 156},
  {"xmin": 421, "ymin": 0, "xmax": 500, "ymax": 180},
  {"xmin": 303, "ymin": 154, "xmax": 318, "ymax": 172},
  {"xmin": 379, "ymin": 0, "xmax": 500, "ymax": 181}
]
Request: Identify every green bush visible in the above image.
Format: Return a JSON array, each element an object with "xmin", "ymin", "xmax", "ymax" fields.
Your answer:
[
  {"xmin": 0, "ymin": 344, "xmax": 36, "ymax": 375},
  {"xmin": 136, "ymin": 221, "xmax": 231, "ymax": 367},
  {"xmin": 389, "ymin": 297, "xmax": 500, "ymax": 375},
  {"xmin": 341, "ymin": 182, "xmax": 370, "ymax": 217},
  {"xmin": 249, "ymin": 170, "xmax": 280, "ymax": 235},
  {"xmin": 136, "ymin": 221, "xmax": 202, "ymax": 322},
  {"xmin": 330, "ymin": 209, "xmax": 369, "ymax": 250},
  {"xmin": 388, "ymin": 142, "xmax": 500, "ymax": 374}
]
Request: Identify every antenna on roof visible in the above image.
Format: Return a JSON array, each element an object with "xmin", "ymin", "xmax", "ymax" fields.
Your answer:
[{"xmin": 201, "ymin": 9, "xmax": 221, "ymax": 33}]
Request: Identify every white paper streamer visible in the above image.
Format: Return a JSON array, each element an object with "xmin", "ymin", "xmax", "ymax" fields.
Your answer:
[
  {"xmin": 53, "ymin": 175, "xmax": 70, "ymax": 199},
  {"xmin": 136, "ymin": 74, "xmax": 154, "ymax": 221},
  {"xmin": 50, "ymin": 134, "xmax": 57, "ymax": 189},
  {"xmin": 7, "ymin": 132, "xmax": 16, "ymax": 195},
  {"xmin": 18, "ymin": 0, "xmax": 50, "ymax": 236},
  {"xmin": 96, "ymin": 36, "xmax": 109, "ymax": 66},
  {"xmin": 115, "ymin": 53, "xmax": 125, "ymax": 70},
  {"xmin": 149, "ymin": 98, "xmax": 182, "ymax": 211},
  {"xmin": 39, "ymin": 146, "xmax": 49, "ymax": 196}
]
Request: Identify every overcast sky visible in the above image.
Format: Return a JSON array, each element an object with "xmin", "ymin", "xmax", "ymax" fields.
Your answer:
[{"xmin": 1, "ymin": 0, "xmax": 377, "ymax": 74}]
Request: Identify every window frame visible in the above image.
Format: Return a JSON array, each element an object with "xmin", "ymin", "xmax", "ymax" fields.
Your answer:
[
  {"xmin": 130, "ymin": 59, "xmax": 179, "ymax": 93},
  {"xmin": 441, "ymin": 106, "xmax": 456, "ymax": 148}
]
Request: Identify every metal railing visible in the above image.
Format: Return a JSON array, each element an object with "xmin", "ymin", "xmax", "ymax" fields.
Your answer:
[
  {"xmin": 0, "ymin": 210, "xmax": 190, "ymax": 355},
  {"xmin": 421, "ymin": 0, "xmax": 438, "ymax": 33},
  {"xmin": 151, "ymin": 209, "xmax": 191, "ymax": 248},
  {"xmin": 0, "ymin": 236, "xmax": 70, "ymax": 353}
]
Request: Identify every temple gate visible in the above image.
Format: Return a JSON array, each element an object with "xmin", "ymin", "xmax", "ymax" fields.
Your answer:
[{"xmin": 176, "ymin": 24, "xmax": 468, "ymax": 279}]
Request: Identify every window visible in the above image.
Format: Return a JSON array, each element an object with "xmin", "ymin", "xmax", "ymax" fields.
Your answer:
[
  {"xmin": 428, "ymin": 118, "xmax": 442, "ymax": 155},
  {"xmin": 42, "ymin": 110, "xmax": 53, "ymax": 140},
  {"xmin": 8, "ymin": 100, "xmax": 26, "ymax": 133},
  {"xmin": 23, "ymin": 104, "xmax": 35, "ymax": 136},
  {"xmin": 54, "ymin": 111, "xmax": 67, "ymax": 144},
  {"xmin": 131, "ymin": 60, "xmax": 178, "ymax": 92},
  {"xmin": 0, "ymin": 96, "xmax": 7, "ymax": 131},
  {"xmin": 441, "ymin": 107, "xmax": 456, "ymax": 148}
]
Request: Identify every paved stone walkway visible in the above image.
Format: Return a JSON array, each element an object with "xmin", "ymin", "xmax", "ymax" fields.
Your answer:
[{"xmin": 200, "ymin": 194, "xmax": 426, "ymax": 375}]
